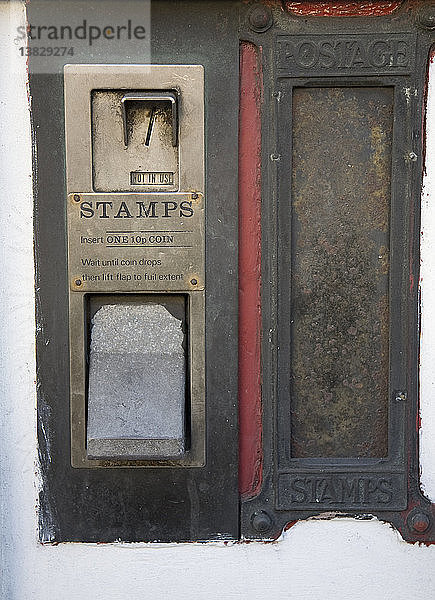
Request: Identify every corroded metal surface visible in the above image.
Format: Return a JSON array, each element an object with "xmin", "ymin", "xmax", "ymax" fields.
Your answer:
[{"xmin": 290, "ymin": 86, "xmax": 392, "ymax": 458}]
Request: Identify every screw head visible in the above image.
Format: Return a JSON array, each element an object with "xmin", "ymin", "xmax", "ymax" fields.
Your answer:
[
  {"xmin": 191, "ymin": 192, "xmax": 199, "ymax": 200},
  {"xmin": 418, "ymin": 8, "xmax": 435, "ymax": 29},
  {"xmin": 74, "ymin": 279, "xmax": 82, "ymax": 287},
  {"xmin": 73, "ymin": 194, "xmax": 81, "ymax": 203},
  {"xmin": 408, "ymin": 510, "xmax": 431, "ymax": 534},
  {"xmin": 248, "ymin": 5, "xmax": 273, "ymax": 33},
  {"xmin": 190, "ymin": 278, "xmax": 198, "ymax": 286},
  {"xmin": 251, "ymin": 510, "xmax": 273, "ymax": 533}
]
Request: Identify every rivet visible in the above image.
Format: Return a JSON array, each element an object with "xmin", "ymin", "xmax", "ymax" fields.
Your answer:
[
  {"xmin": 408, "ymin": 511, "xmax": 431, "ymax": 534},
  {"xmin": 248, "ymin": 5, "xmax": 273, "ymax": 33},
  {"xmin": 418, "ymin": 8, "xmax": 435, "ymax": 30},
  {"xmin": 191, "ymin": 192, "xmax": 199, "ymax": 200},
  {"xmin": 190, "ymin": 278, "xmax": 198, "ymax": 286},
  {"xmin": 73, "ymin": 194, "xmax": 81, "ymax": 203},
  {"xmin": 74, "ymin": 279, "xmax": 82, "ymax": 287},
  {"xmin": 251, "ymin": 510, "xmax": 273, "ymax": 533}
]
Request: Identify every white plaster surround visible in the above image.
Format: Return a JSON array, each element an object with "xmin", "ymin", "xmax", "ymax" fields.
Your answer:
[
  {"xmin": 1, "ymin": 2, "xmax": 435, "ymax": 598},
  {"xmin": 420, "ymin": 50, "xmax": 435, "ymax": 502}
]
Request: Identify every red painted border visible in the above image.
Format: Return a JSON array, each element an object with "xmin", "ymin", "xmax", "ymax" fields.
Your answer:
[
  {"xmin": 239, "ymin": 42, "xmax": 263, "ymax": 499},
  {"xmin": 285, "ymin": 1, "xmax": 402, "ymax": 16}
]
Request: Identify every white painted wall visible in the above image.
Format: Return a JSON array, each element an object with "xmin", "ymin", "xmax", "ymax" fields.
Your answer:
[
  {"xmin": 1, "ymin": 2, "xmax": 435, "ymax": 599},
  {"xmin": 420, "ymin": 51, "xmax": 435, "ymax": 502}
]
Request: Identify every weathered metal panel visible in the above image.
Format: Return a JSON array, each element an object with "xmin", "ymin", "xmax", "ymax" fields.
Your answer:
[
  {"xmin": 32, "ymin": 0, "xmax": 240, "ymax": 543},
  {"xmin": 30, "ymin": 0, "xmax": 435, "ymax": 544},
  {"xmin": 240, "ymin": 0, "xmax": 435, "ymax": 543},
  {"xmin": 290, "ymin": 86, "xmax": 392, "ymax": 459}
]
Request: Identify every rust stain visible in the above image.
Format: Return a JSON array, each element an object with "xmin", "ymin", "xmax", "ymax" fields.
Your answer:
[
  {"xmin": 239, "ymin": 42, "xmax": 263, "ymax": 498},
  {"xmin": 284, "ymin": 1, "xmax": 402, "ymax": 16}
]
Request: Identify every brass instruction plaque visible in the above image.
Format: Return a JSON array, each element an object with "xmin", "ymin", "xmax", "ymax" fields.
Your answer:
[{"xmin": 67, "ymin": 192, "xmax": 204, "ymax": 292}]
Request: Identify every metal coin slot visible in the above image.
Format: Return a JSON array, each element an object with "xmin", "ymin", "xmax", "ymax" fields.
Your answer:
[
  {"xmin": 121, "ymin": 91, "xmax": 178, "ymax": 147},
  {"xmin": 92, "ymin": 89, "xmax": 179, "ymax": 193}
]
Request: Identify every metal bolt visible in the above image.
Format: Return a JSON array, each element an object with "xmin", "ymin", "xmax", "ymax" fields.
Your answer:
[
  {"xmin": 190, "ymin": 278, "xmax": 198, "ymax": 286},
  {"xmin": 73, "ymin": 194, "xmax": 81, "ymax": 203},
  {"xmin": 248, "ymin": 5, "xmax": 273, "ymax": 33},
  {"xmin": 74, "ymin": 279, "xmax": 82, "ymax": 287},
  {"xmin": 418, "ymin": 8, "xmax": 435, "ymax": 30},
  {"xmin": 409, "ymin": 511, "xmax": 431, "ymax": 534},
  {"xmin": 251, "ymin": 510, "xmax": 273, "ymax": 533}
]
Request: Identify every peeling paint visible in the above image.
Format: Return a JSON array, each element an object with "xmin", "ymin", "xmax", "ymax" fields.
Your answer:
[
  {"xmin": 403, "ymin": 86, "xmax": 418, "ymax": 105},
  {"xmin": 284, "ymin": 1, "xmax": 402, "ymax": 17},
  {"xmin": 239, "ymin": 41, "xmax": 263, "ymax": 499}
]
